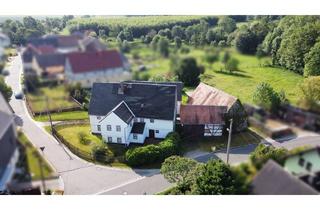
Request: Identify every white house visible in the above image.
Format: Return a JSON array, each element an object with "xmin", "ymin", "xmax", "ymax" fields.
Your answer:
[
  {"xmin": 64, "ymin": 50, "xmax": 131, "ymax": 88},
  {"xmin": 88, "ymin": 81, "xmax": 180, "ymax": 145}
]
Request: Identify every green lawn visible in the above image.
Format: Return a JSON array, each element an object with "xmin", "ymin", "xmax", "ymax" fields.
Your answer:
[
  {"xmin": 181, "ymin": 128, "xmax": 262, "ymax": 153},
  {"xmin": 128, "ymin": 45, "xmax": 303, "ymax": 106},
  {"xmin": 34, "ymin": 111, "xmax": 88, "ymax": 122},
  {"xmin": 27, "ymin": 85, "xmax": 79, "ymax": 113},
  {"xmin": 54, "ymin": 124, "xmax": 130, "ymax": 167},
  {"xmin": 18, "ymin": 132, "xmax": 54, "ymax": 180}
]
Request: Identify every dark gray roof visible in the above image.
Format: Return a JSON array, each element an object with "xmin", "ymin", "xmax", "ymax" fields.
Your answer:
[
  {"xmin": 28, "ymin": 37, "xmax": 58, "ymax": 47},
  {"xmin": 126, "ymin": 80, "xmax": 183, "ymax": 101},
  {"xmin": 89, "ymin": 82, "xmax": 177, "ymax": 120},
  {"xmin": 131, "ymin": 122, "xmax": 145, "ymax": 134},
  {"xmin": 0, "ymin": 93, "xmax": 14, "ymax": 139},
  {"xmin": 113, "ymin": 102, "xmax": 134, "ymax": 124},
  {"xmin": 35, "ymin": 53, "xmax": 66, "ymax": 69},
  {"xmin": 251, "ymin": 160, "xmax": 318, "ymax": 195}
]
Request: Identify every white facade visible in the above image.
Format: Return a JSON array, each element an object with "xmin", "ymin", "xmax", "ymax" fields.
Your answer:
[
  {"xmin": 65, "ymin": 59, "xmax": 131, "ymax": 88},
  {"xmin": 89, "ymin": 112, "xmax": 174, "ymax": 145}
]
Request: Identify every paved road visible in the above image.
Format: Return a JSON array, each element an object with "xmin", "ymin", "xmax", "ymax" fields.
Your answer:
[
  {"xmin": 194, "ymin": 135, "xmax": 320, "ymax": 164},
  {"xmin": 5, "ymin": 55, "xmax": 170, "ymax": 195}
]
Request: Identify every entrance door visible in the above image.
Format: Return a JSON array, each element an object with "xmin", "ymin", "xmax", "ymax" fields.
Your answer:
[{"xmin": 149, "ymin": 129, "xmax": 155, "ymax": 138}]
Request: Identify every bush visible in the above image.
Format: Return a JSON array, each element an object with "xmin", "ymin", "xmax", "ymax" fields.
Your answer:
[
  {"xmin": 78, "ymin": 132, "xmax": 91, "ymax": 145},
  {"xmin": 125, "ymin": 132, "xmax": 180, "ymax": 167},
  {"xmin": 92, "ymin": 145, "xmax": 114, "ymax": 163}
]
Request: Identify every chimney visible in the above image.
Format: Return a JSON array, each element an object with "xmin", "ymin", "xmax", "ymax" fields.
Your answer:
[{"xmin": 118, "ymin": 83, "xmax": 127, "ymax": 94}]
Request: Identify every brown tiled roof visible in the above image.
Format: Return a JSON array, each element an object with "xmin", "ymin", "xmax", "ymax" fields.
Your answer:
[
  {"xmin": 67, "ymin": 50, "xmax": 124, "ymax": 74},
  {"xmin": 188, "ymin": 83, "xmax": 238, "ymax": 110},
  {"xmin": 180, "ymin": 105, "xmax": 227, "ymax": 125}
]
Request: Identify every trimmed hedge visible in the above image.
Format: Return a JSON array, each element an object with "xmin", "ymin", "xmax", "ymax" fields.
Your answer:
[{"xmin": 125, "ymin": 132, "xmax": 181, "ymax": 167}]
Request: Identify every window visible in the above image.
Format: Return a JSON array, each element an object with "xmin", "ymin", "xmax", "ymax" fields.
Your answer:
[
  {"xmin": 134, "ymin": 118, "xmax": 138, "ymax": 122},
  {"xmin": 107, "ymin": 125, "xmax": 112, "ymax": 131},
  {"xmin": 150, "ymin": 119, "xmax": 154, "ymax": 123},
  {"xmin": 107, "ymin": 137, "xmax": 112, "ymax": 143},
  {"xmin": 97, "ymin": 125, "xmax": 101, "ymax": 131},
  {"xmin": 306, "ymin": 162, "xmax": 313, "ymax": 171},
  {"xmin": 155, "ymin": 130, "xmax": 159, "ymax": 133},
  {"xmin": 298, "ymin": 157, "xmax": 305, "ymax": 167},
  {"xmin": 133, "ymin": 134, "xmax": 138, "ymax": 140},
  {"xmin": 97, "ymin": 116, "xmax": 101, "ymax": 120},
  {"xmin": 117, "ymin": 137, "xmax": 122, "ymax": 143},
  {"xmin": 140, "ymin": 118, "xmax": 144, "ymax": 123},
  {"xmin": 116, "ymin": 125, "xmax": 121, "ymax": 132}
]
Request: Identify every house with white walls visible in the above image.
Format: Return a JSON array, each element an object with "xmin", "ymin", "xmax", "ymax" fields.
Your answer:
[
  {"xmin": 64, "ymin": 50, "xmax": 131, "ymax": 88},
  {"xmin": 88, "ymin": 81, "xmax": 180, "ymax": 145}
]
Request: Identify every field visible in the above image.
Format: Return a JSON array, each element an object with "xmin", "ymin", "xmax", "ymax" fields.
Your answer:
[
  {"xmin": 17, "ymin": 132, "xmax": 54, "ymax": 180},
  {"xmin": 34, "ymin": 111, "xmax": 88, "ymax": 122},
  {"xmin": 129, "ymin": 45, "xmax": 304, "ymax": 105},
  {"xmin": 26, "ymin": 85, "xmax": 80, "ymax": 113}
]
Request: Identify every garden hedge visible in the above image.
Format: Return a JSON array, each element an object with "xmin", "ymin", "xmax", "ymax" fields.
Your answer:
[{"xmin": 125, "ymin": 132, "xmax": 181, "ymax": 167}]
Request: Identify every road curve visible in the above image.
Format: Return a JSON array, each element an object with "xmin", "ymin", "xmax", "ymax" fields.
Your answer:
[{"xmin": 5, "ymin": 55, "xmax": 170, "ymax": 195}]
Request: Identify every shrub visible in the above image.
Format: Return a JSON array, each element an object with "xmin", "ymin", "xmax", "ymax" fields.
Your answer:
[
  {"xmin": 78, "ymin": 132, "xmax": 91, "ymax": 145},
  {"xmin": 92, "ymin": 145, "xmax": 114, "ymax": 163},
  {"xmin": 125, "ymin": 132, "xmax": 180, "ymax": 167}
]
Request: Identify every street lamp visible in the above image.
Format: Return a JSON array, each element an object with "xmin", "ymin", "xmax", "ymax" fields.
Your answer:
[{"xmin": 226, "ymin": 119, "xmax": 233, "ymax": 164}]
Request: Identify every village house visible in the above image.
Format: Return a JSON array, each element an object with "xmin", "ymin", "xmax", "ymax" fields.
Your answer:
[
  {"xmin": 284, "ymin": 146, "xmax": 320, "ymax": 176},
  {"xmin": 88, "ymin": 81, "xmax": 180, "ymax": 145},
  {"xmin": 32, "ymin": 53, "xmax": 66, "ymax": 80},
  {"xmin": 0, "ymin": 93, "xmax": 19, "ymax": 191},
  {"xmin": 187, "ymin": 82, "xmax": 248, "ymax": 132},
  {"xmin": 78, "ymin": 36, "xmax": 107, "ymax": 52},
  {"xmin": 179, "ymin": 105, "xmax": 227, "ymax": 137},
  {"xmin": 64, "ymin": 50, "xmax": 131, "ymax": 88}
]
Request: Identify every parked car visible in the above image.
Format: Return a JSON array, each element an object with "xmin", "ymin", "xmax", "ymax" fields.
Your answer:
[{"xmin": 14, "ymin": 91, "xmax": 24, "ymax": 99}]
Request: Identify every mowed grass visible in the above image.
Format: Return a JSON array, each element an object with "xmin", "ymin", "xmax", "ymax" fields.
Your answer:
[
  {"xmin": 34, "ymin": 111, "xmax": 88, "ymax": 122},
  {"xmin": 129, "ymin": 45, "xmax": 303, "ymax": 105},
  {"xmin": 18, "ymin": 132, "xmax": 54, "ymax": 180},
  {"xmin": 27, "ymin": 85, "xmax": 79, "ymax": 113},
  {"xmin": 55, "ymin": 124, "xmax": 103, "ymax": 153},
  {"xmin": 181, "ymin": 128, "xmax": 262, "ymax": 153}
]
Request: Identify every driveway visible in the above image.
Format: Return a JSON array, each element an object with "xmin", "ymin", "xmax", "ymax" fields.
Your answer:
[{"xmin": 5, "ymin": 55, "xmax": 170, "ymax": 195}]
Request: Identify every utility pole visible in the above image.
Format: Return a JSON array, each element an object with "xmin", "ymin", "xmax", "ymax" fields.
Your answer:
[
  {"xmin": 226, "ymin": 118, "xmax": 233, "ymax": 164},
  {"xmin": 46, "ymin": 96, "xmax": 53, "ymax": 135},
  {"xmin": 36, "ymin": 147, "xmax": 46, "ymax": 194}
]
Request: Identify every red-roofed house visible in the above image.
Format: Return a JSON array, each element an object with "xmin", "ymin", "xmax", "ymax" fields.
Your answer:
[{"xmin": 64, "ymin": 50, "xmax": 131, "ymax": 87}]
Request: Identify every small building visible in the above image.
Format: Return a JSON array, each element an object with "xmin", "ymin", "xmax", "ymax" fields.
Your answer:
[
  {"xmin": 0, "ymin": 93, "xmax": 19, "ymax": 191},
  {"xmin": 88, "ymin": 81, "xmax": 179, "ymax": 145},
  {"xmin": 284, "ymin": 146, "xmax": 320, "ymax": 176},
  {"xmin": 180, "ymin": 105, "xmax": 227, "ymax": 137},
  {"xmin": 187, "ymin": 83, "xmax": 248, "ymax": 132},
  {"xmin": 251, "ymin": 160, "xmax": 318, "ymax": 195},
  {"xmin": 32, "ymin": 53, "xmax": 66, "ymax": 80},
  {"xmin": 65, "ymin": 50, "xmax": 131, "ymax": 88}
]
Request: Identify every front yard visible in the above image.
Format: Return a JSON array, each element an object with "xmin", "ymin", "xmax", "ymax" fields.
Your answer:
[
  {"xmin": 180, "ymin": 127, "xmax": 262, "ymax": 153},
  {"xmin": 52, "ymin": 124, "xmax": 130, "ymax": 168},
  {"xmin": 16, "ymin": 132, "xmax": 54, "ymax": 181}
]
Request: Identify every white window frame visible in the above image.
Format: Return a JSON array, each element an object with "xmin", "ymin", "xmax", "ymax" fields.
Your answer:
[
  {"xmin": 133, "ymin": 134, "xmax": 138, "ymax": 139},
  {"xmin": 116, "ymin": 125, "xmax": 121, "ymax": 132},
  {"xmin": 107, "ymin": 125, "xmax": 112, "ymax": 131},
  {"xmin": 97, "ymin": 125, "xmax": 101, "ymax": 131},
  {"xmin": 155, "ymin": 130, "xmax": 159, "ymax": 133},
  {"xmin": 150, "ymin": 119, "xmax": 154, "ymax": 123}
]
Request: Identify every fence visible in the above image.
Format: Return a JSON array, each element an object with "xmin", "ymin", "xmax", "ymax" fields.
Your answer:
[
  {"xmin": 25, "ymin": 96, "xmax": 83, "ymax": 117},
  {"xmin": 51, "ymin": 121, "xmax": 114, "ymax": 164}
]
